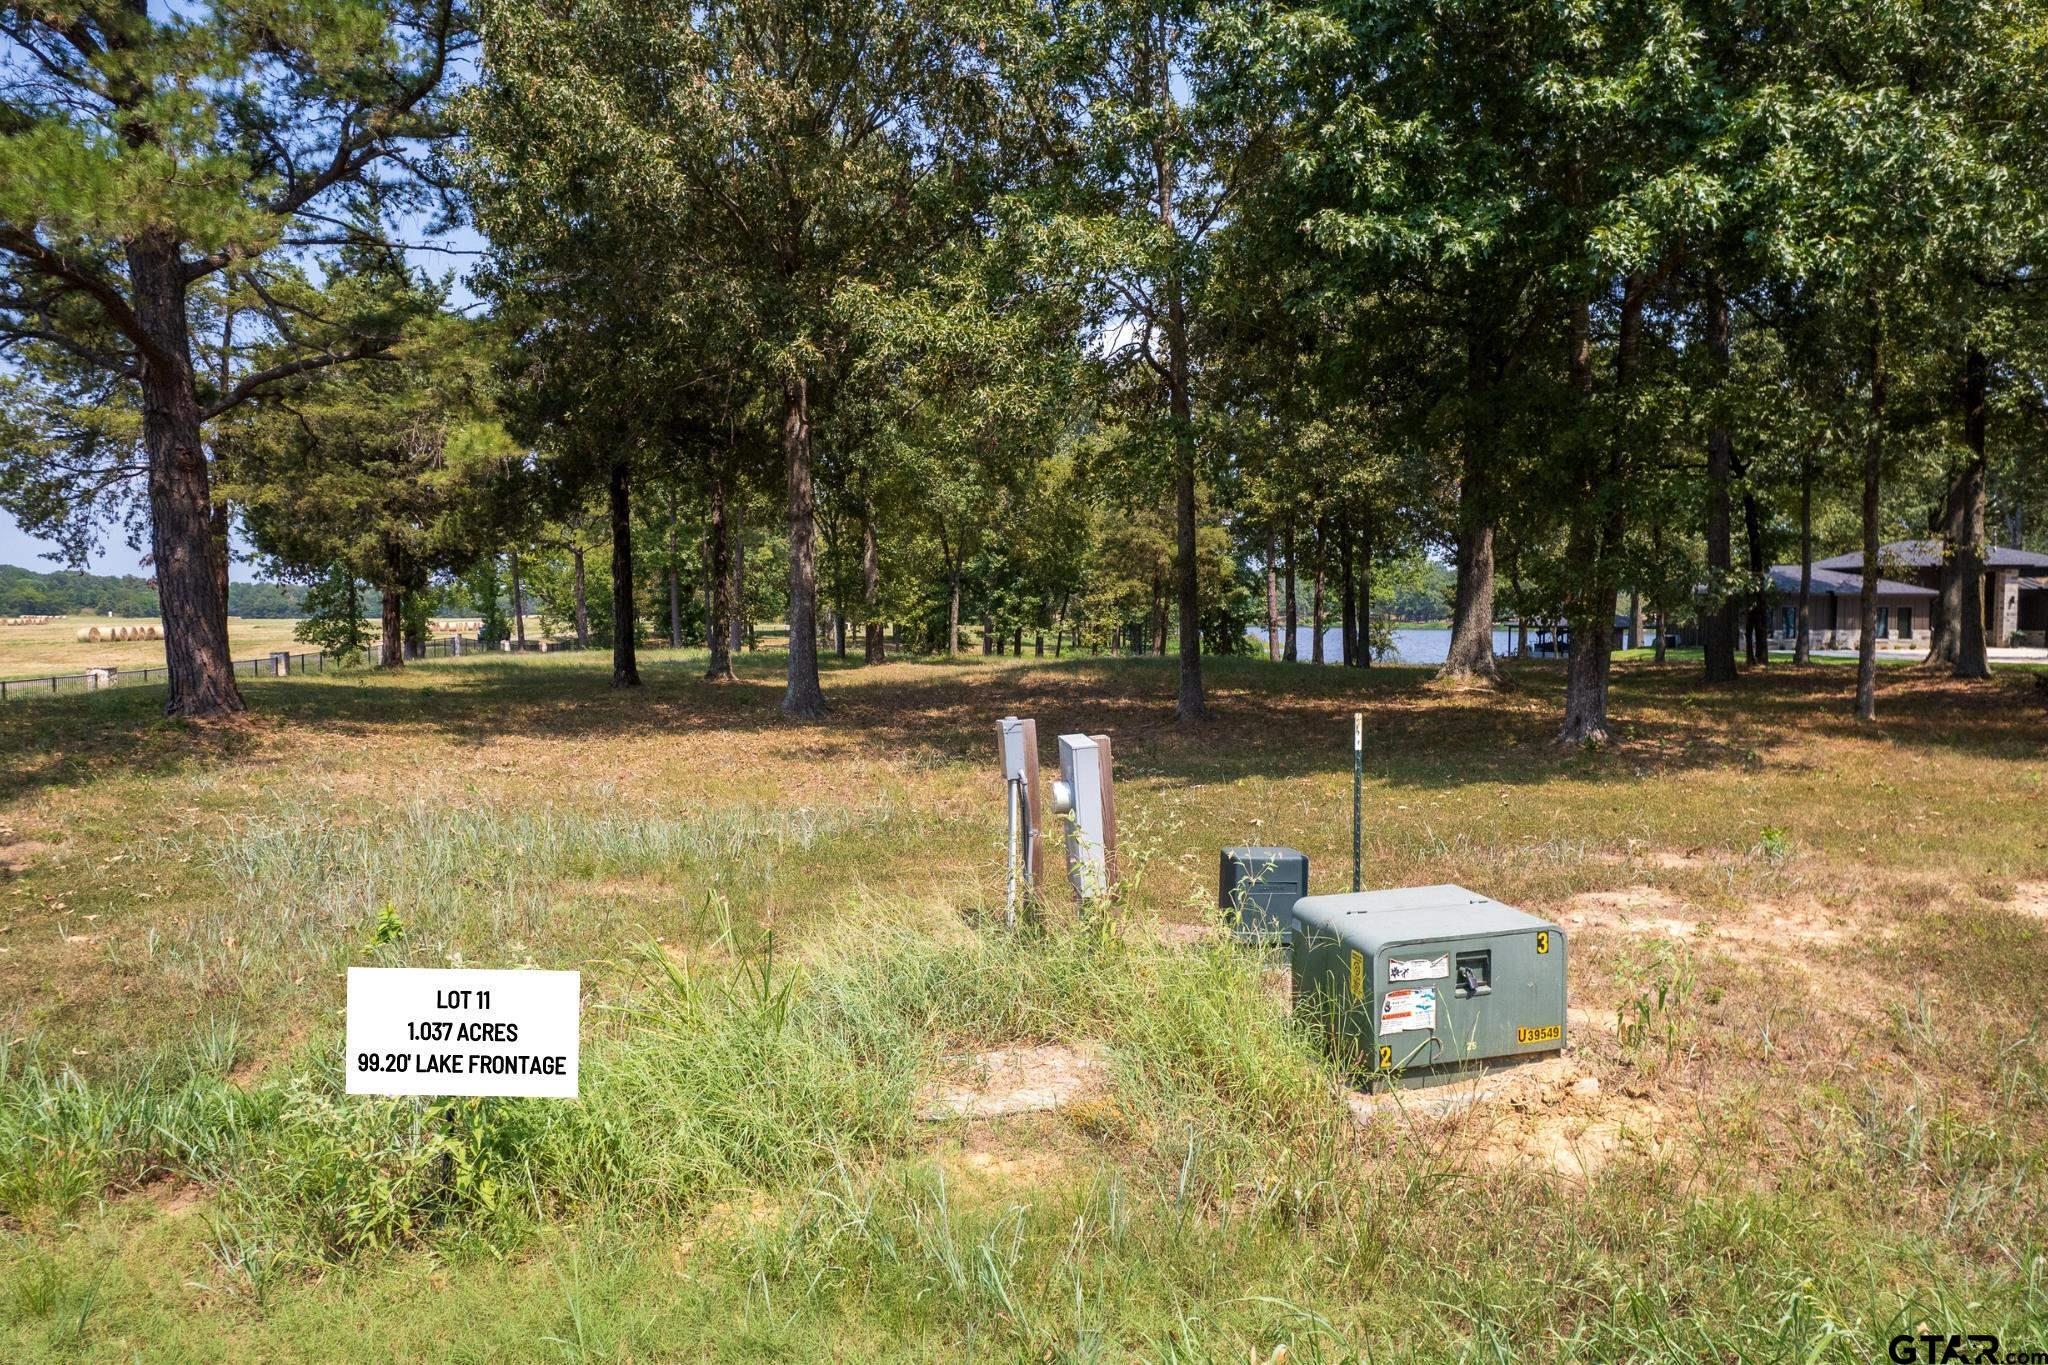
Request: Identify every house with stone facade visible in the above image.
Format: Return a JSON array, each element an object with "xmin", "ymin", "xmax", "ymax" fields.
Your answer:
[
  {"xmin": 1807, "ymin": 542, "xmax": 2048, "ymax": 649},
  {"xmin": 1763, "ymin": 564, "xmax": 1935, "ymax": 651}
]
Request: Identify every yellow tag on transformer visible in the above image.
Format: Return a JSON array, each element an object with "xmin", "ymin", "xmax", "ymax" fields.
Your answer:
[
  {"xmin": 1517, "ymin": 1024, "xmax": 1562, "ymax": 1045},
  {"xmin": 1348, "ymin": 950, "xmax": 1365, "ymax": 1002}
]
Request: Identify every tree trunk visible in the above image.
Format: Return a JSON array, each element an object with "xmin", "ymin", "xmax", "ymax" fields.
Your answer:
[
  {"xmin": 1506, "ymin": 548, "xmax": 1526, "ymax": 659},
  {"xmin": 1152, "ymin": 575, "xmax": 1168, "ymax": 656},
  {"xmin": 1742, "ymin": 487, "xmax": 1769, "ymax": 666},
  {"xmin": 947, "ymin": 555, "xmax": 961, "ymax": 658},
  {"xmin": 129, "ymin": 233, "xmax": 243, "ymax": 717},
  {"xmin": 1282, "ymin": 515, "xmax": 1298, "ymax": 662},
  {"xmin": 1156, "ymin": 118, "xmax": 1204, "ymax": 722},
  {"xmin": 729, "ymin": 496, "xmax": 746, "ymax": 658},
  {"xmin": 862, "ymin": 497, "xmax": 885, "ymax": 664},
  {"xmin": 1927, "ymin": 472, "xmax": 1965, "ymax": 664},
  {"xmin": 1628, "ymin": 589, "xmax": 1642, "ymax": 651},
  {"xmin": 572, "ymin": 547, "xmax": 590, "ymax": 647},
  {"xmin": 1559, "ymin": 272, "xmax": 1646, "ymax": 744},
  {"xmin": 705, "ymin": 452, "xmax": 735, "ymax": 681},
  {"xmin": 1701, "ymin": 277, "xmax": 1739, "ymax": 683},
  {"xmin": 1654, "ymin": 609, "xmax": 1667, "ymax": 662},
  {"xmin": 1359, "ymin": 514, "xmax": 1374, "ymax": 667},
  {"xmin": 1311, "ymin": 516, "xmax": 1326, "ymax": 664},
  {"xmin": 1855, "ymin": 317, "xmax": 1885, "ymax": 723},
  {"xmin": 1172, "ymin": 439, "xmax": 1203, "ymax": 720},
  {"xmin": 1795, "ymin": 453, "xmax": 1814, "ymax": 664},
  {"xmin": 1955, "ymin": 345, "xmax": 1991, "ymax": 679},
  {"xmin": 1558, "ymin": 290, "xmax": 1609, "ymax": 743},
  {"xmin": 1340, "ymin": 516, "xmax": 1357, "ymax": 667},
  {"xmin": 1443, "ymin": 512, "xmax": 1499, "ymax": 679},
  {"xmin": 1558, "ymin": 595, "xmax": 1613, "ymax": 744},
  {"xmin": 609, "ymin": 457, "xmax": 640, "ymax": 688},
  {"xmin": 946, "ymin": 536, "xmax": 962, "ymax": 658},
  {"xmin": 667, "ymin": 510, "xmax": 681, "ymax": 650},
  {"xmin": 1441, "ymin": 303, "xmax": 1502, "ymax": 682},
  {"xmin": 780, "ymin": 377, "xmax": 826, "ymax": 717},
  {"xmin": 511, "ymin": 550, "xmax": 526, "ymax": 649},
  {"xmin": 1264, "ymin": 532, "xmax": 1280, "ymax": 661},
  {"xmin": 379, "ymin": 585, "xmax": 403, "ymax": 669}
]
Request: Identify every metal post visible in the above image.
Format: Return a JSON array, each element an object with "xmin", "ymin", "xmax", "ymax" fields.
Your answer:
[
  {"xmin": 1004, "ymin": 776, "xmax": 1022, "ymax": 929},
  {"xmin": 1352, "ymin": 711, "xmax": 1363, "ymax": 893}
]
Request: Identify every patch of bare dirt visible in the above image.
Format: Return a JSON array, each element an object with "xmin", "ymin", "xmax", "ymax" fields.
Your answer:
[
  {"xmin": 121, "ymin": 1177, "xmax": 205, "ymax": 1217},
  {"xmin": 1738, "ymin": 900, "xmax": 1857, "ymax": 949},
  {"xmin": 2000, "ymin": 883, "xmax": 2048, "ymax": 921},
  {"xmin": 0, "ymin": 838, "xmax": 56, "ymax": 876},
  {"xmin": 917, "ymin": 1042, "xmax": 1107, "ymax": 1121},
  {"xmin": 1155, "ymin": 920, "xmax": 1222, "ymax": 947},
  {"xmin": 1561, "ymin": 886, "xmax": 1701, "ymax": 940},
  {"xmin": 1588, "ymin": 847, "xmax": 1718, "ymax": 870},
  {"xmin": 938, "ymin": 1116, "xmax": 1087, "ymax": 1192},
  {"xmin": 1566, "ymin": 1005, "xmax": 1615, "ymax": 1038},
  {"xmin": 1346, "ymin": 1055, "xmax": 1667, "ymax": 1183},
  {"xmin": 1561, "ymin": 887, "xmax": 1881, "ymax": 955}
]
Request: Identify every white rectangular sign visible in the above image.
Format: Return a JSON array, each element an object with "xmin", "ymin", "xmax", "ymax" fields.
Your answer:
[{"xmin": 345, "ymin": 968, "xmax": 580, "ymax": 1098}]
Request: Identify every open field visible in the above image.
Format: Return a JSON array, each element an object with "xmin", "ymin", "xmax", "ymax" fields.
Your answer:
[
  {"xmin": 0, "ymin": 617, "xmax": 308, "ymax": 682},
  {"xmin": 3, "ymin": 651, "xmax": 2046, "ymax": 1359},
  {"xmin": 0, "ymin": 616, "xmax": 567, "ymax": 683}
]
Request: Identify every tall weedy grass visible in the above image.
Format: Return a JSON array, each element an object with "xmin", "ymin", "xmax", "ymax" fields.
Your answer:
[
  {"xmin": 2, "ymin": 908, "xmax": 1340, "ymax": 1277},
  {"xmin": 143, "ymin": 796, "xmax": 893, "ymax": 996}
]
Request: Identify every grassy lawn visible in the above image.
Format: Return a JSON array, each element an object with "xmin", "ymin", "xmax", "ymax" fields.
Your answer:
[{"xmin": 2, "ymin": 650, "xmax": 2046, "ymax": 1359}]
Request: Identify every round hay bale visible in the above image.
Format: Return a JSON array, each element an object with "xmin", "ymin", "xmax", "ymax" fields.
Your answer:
[
  {"xmin": 114, "ymin": 625, "xmax": 129, "ymax": 641},
  {"xmin": 76, "ymin": 626, "xmax": 92, "ymax": 641}
]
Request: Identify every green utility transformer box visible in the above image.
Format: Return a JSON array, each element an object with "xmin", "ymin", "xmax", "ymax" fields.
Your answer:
[{"xmin": 1292, "ymin": 884, "xmax": 1567, "ymax": 1086}]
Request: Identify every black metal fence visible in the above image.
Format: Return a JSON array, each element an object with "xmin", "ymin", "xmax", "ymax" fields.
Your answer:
[
  {"xmin": 0, "ymin": 630, "xmax": 856, "ymax": 705},
  {"xmin": 0, "ymin": 635, "xmax": 478, "ymax": 704}
]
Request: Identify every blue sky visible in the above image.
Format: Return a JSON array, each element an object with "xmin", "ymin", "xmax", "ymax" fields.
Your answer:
[{"xmin": 0, "ymin": 514, "xmax": 148, "ymax": 575}]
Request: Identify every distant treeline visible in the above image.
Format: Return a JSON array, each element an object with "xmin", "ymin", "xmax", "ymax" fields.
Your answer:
[
  {"xmin": 0, "ymin": 564, "xmax": 304, "ymax": 618},
  {"xmin": 1383, "ymin": 562, "xmax": 1455, "ymax": 623}
]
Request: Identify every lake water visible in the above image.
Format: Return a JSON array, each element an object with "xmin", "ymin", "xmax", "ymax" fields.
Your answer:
[{"xmin": 1249, "ymin": 626, "xmax": 1515, "ymax": 665}]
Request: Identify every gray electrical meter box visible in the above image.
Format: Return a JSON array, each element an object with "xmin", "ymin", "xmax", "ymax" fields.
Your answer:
[
  {"xmin": 1291, "ymin": 884, "xmax": 1566, "ymax": 1086},
  {"xmin": 1218, "ymin": 846, "xmax": 1308, "ymax": 943}
]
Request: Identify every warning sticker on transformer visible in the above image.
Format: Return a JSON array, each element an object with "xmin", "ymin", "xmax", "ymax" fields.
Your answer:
[
  {"xmin": 1388, "ymin": 955, "xmax": 1448, "ymax": 983},
  {"xmin": 1379, "ymin": 986, "xmax": 1437, "ymax": 1035}
]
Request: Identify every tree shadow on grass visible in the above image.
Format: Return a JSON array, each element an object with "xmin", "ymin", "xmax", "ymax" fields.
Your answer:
[{"xmin": 2, "ymin": 648, "xmax": 2038, "ymax": 806}]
